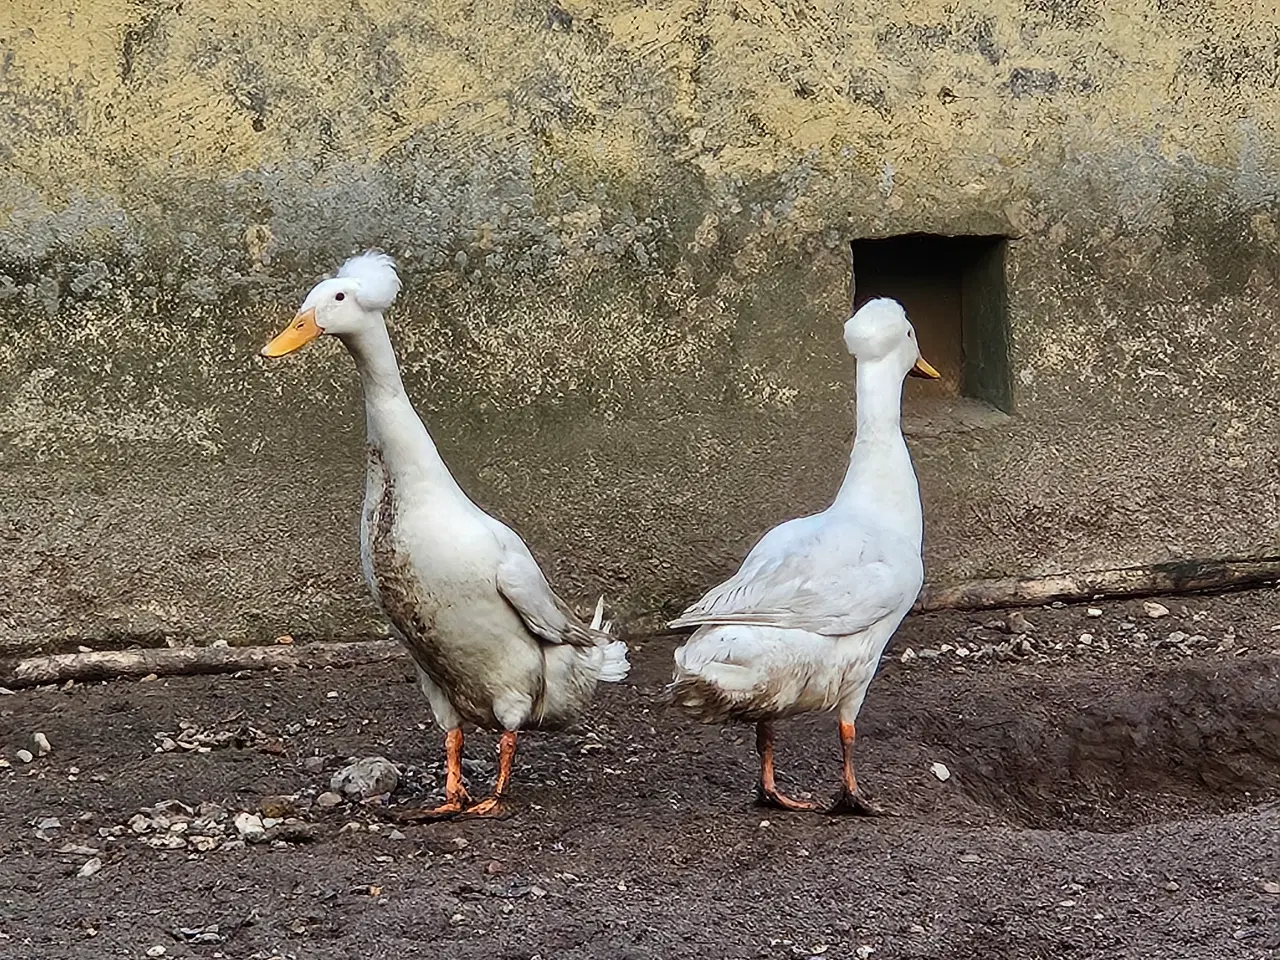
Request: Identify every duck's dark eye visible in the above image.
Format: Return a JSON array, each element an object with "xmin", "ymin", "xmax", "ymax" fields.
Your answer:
[{"xmin": 335, "ymin": 292, "xmax": 345, "ymax": 301}]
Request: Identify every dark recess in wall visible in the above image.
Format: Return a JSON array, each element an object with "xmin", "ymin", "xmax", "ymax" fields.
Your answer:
[{"xmin": 852, "ymin": 234, "xmax": 1012, "ymax": 412}]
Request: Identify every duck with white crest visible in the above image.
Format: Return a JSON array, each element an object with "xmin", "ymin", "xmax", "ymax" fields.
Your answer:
[
  {"xmin": 260, "ymin": 251, "xmax": 630, "ymax": 819},
  {"xmin": 668, "ymin": 297, "xmax": 939, "ymax": 815}
]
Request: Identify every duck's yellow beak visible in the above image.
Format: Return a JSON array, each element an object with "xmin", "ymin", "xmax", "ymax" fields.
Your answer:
[
  {"xmin": 909, "ymin": 356, "xmax": 941, "ymax": 379},
  {"xmin": 260, "ymin": 309, "xmax": 321, "ymax": 358}
]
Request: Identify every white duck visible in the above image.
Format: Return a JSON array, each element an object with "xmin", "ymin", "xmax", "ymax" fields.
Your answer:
[
  {"xmin": 260, "ymin": 252, "xmax": 630, "ymax": 819},
  {"xmin": 669, "ymin": 297, "xmax": 938, "ymax": 814}
]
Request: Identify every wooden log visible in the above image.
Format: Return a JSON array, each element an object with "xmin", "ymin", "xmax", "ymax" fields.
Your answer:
[
  {"xmin": 0, "ymin": 639, "xmax": 404, "ymax": 690},
  {"xmin": 914, "ymin": 557, "xmax": 1280, "ymax": 612}
]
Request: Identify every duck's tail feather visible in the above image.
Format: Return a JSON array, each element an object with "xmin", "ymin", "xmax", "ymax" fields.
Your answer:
[{"xmin": 590, "ymin": 595, "xmax": 630, "ymax": 682}]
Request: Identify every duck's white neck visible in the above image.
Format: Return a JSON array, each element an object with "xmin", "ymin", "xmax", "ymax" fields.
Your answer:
[
  {"xmin": 340, "ymin": 320, "xmax": 460, "ymax": 493},
  {"xmin": 832, "ymin": 358, "xmax": 922, "ymax": 546}
]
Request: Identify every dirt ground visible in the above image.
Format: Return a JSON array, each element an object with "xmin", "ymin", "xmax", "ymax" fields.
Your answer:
[{"xmin": 2, "ymin": 591, "xmax": 1278, "ymax": 960}]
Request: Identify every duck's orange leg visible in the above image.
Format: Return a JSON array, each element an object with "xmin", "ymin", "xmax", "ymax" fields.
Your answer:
[
  {"xmin": 394, "ymin": 728, "xmax": 471, "ymax": 821},
  {"xmin": 828, "ymin": 720, "xmax": 886, "ymax": 816},
  {"xmin": 755, "ymin": 721, "xmax": 818, "ymax": 812},
  {"xmin": 461, "ymin": 731, "xmax": 517, "ymax": 818}
]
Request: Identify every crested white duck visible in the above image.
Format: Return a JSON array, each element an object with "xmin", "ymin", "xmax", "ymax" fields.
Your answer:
[
  {"xmin": 260, "ymin": 252, "xmax": 630, "ymax": 819},
  {"xmin": 669, "ymin": 297, "xmax": 938, "ymax": 814}
]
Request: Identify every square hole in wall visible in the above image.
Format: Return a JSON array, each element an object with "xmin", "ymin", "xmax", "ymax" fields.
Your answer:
[{"xmin": 851, "ymin": 234, "xmax": 1012, "ymax": 413}]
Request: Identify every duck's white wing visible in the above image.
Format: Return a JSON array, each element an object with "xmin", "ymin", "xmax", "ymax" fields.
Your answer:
[
  {"xmin": 669, "ymin": 513, "xmax": 920, "ymax": 637},
  {"xmin": 489, "ymin": 522, "xmax": 607, "ymax": 648}
]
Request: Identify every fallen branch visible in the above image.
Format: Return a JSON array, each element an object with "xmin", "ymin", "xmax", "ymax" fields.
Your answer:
[
  {"xmin": 915, "ymin": 557, "xmax": 1280, "ymax": 613},
  {"xmin": 0, "ymin": 639, "xmax": 404, "ymax": 691}
]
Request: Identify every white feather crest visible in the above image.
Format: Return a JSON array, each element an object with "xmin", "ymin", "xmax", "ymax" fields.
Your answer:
[{"xmin": 337, "ymin": 250, "xmax": 402, "ymax": 311}]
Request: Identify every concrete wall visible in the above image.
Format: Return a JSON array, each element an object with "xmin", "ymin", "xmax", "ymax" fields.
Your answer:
[{"xmin": 2, "ymin": 0, "xmax": 1278, "ymax": 653}]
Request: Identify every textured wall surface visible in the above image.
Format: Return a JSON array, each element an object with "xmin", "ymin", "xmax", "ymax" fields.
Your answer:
[{"xmin": 2, "ymin": 1, "xmax": 1278, "ymax": 651}]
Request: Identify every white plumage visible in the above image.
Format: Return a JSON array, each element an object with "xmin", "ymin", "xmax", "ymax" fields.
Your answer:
[
  {"xmin": 261, "ymin": 251, "xmax": 629, "ymax": 820},
  {"xmin": 669, "ymin": 296, "xmax": 939, "ymax": 814},
  {"xmin": 336, "ymin": 250, "xmax": 402, "ymax": 312}
]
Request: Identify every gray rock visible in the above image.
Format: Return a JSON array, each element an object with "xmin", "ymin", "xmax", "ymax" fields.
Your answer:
[
  {"xmin": 330, "ymin": 756, "xmax": 400, "ymax": 800},
  {"xmin": 233, "ymin": 812, "xmax": 266, "ymax": 843}
]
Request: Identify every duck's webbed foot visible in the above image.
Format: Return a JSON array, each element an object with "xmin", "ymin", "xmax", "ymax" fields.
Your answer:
[
  {"xmin": 826, "ymin": 719, "xmax": 888, "ymax": 817},
  {"xmin": 389, "ymin": 727, "xmax": 470, "ymax": 822},
  {"xmin": 756, "ymin": 783, "xmax": 820, "ymax": 812},
  {"xmin": 753, "ymin": 721, "xmax": 819, "ymax": 813},
  {"xmin": 827, "ymin": 787, "xmax": 887, "ymax": 817},
  {"xmin": 458, "ymin": 730, "xmax": 517, "ymax": 820}
]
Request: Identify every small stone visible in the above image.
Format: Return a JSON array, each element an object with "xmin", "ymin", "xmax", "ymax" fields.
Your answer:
[
  {"xmin": 917, "ymin": 648, "xmax": 940, "ymax": 659},
  {"xmin": 1004, "ymin": 612, "xmax": 1034, "ymax": 634},
  {"xmin": 269, "ymin": 821, "xmax": 321, "ymax": 844},
  {"xmin": 1086, "ymin": 607, "xmax": 1103, "ymax": 617},
  {"xmin": 326, "ymin": 691, "xmax": 339, "ymax": 699},
  {"xmin": 909, "ymin": 925, "xmax": 926, "ymax": 934},
  {"xmin": 16, "ymin": 749, "xmax": 34, "ymax": 764},
  {"xmin": 900, "ymin": 647, "xmax": 917, "ymax": 663},
  {"xmin": 33, "ymin": 732, "xmax": 52, "ymax": 756},
  {"xmin": 145, "ymin": 835, "xmax": 186, "ymax": 849},
  {"xmin": 1167, "ymin": 631, "xmax": 1189, "ymax": 644},
  {"xmin": 330, "ymin": 757, "xmax": 399, "ymax": 800},
  {"xmin": 929, "ymin": 762, "xmax": 951, "ymax": 782},
  {"xmin": 233, "ymin": 813, "xmax": 266, "ymax": 843},
  {"xmin": 302, "ymin": 756, "xmax": 327, "ymax": 775},
  {"xmin": 1058, "ymin": 899, "xmax": 1076, "ymax": 907},
  {"xmin": 1261, "ymin": 880, "xmax": 1280, "ymax": 895},
  {"xmin": 485, "ymin": 860, "xmax": 503, "ymax": 875},
  {"xmin": 387, "ymin": 828, "xmax": 406, "ymax": 841},
  {"xmin": 259, "ymin": 795, "xmax": 297, "ymax": 819},
  {"xmin": 959, "ymin": 854, "xmax": 980, "ymax": 864},
  {"xmin": 59, "ymin": 843, "xmax": 99, "ymax": 856},
  {"xmin": 1143, "ymin": 601, "xmax": 1170, "ymax": 619},
  {"xmin": 339, "ymin": 821, "xmax": 364, "ymax": 834},
  {"xmin": 1078, "ymin": 633, "xmax": 1093, "ymax": 645},
  {"xmin": 315, "ymin": 791, "xmax": 344, "ymax": 809},
  {"xmin": 128, "ymin": 814, "xmax": 154, "ymax": 834},
  {"xmin": 220, "ymin": 839, "xmax": 246, "ymax": 851},
  {"xmin": 189, "ymin": 836, "xmax": 219, "ymax": 852},
  {"xmin": 77, "ymin": 857, "xmax": 102, "ymax": 878},
  {"xmin": 856, "ymin": 947, "xmax": 874, "ymax": 959},
  {"xmin": 1163, "ymin": 880, "xmax": 1179, "ymax": 891},
  {"xmin": 146, "ymin": 946, "xmax": 167, "ymax": 957}
]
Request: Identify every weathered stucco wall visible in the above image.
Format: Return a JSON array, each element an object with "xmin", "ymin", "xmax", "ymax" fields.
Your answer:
[{"xmin": 2, "ymin": 0, "xmax": 1278, "ymax": 651}]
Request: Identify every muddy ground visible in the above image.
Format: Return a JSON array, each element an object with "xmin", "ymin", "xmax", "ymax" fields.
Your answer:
[{"xmin": 1, "ymin": 591, "xmax": 1278, "ymax": 960}]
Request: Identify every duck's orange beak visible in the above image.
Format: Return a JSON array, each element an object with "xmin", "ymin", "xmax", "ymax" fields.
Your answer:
[
  {"xmin": 260, "ymin": 309, "xmax": 322, "ymax": 358},
  {"xmin": 909, "ymin": 356, "xmax": 941, "ymax": 379}
]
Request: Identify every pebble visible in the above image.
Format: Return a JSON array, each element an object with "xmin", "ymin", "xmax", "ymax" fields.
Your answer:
[
  {"xmin": 146, "ymin": 947, "xmax": 167, "ymax": 957},
  {"xmin": 1143, "ymin": 601, "xmax": 1170, "ymax": 619},
  {"xmin": 330, "ymin": 757, "xmax": 399, "ymax": 800},
  {"xmin": 1004, "ymin": 612, "xmax": 1035, "ymax": 634},
  {"xmin": 1261, "ymin": 880, "xmax": 1280, "ymax": 895},
  {"xmin": 1163, "ymin": 880, "xmax": 1179, "ymax": 891},
  {"xmin": 900, "ymin": 647, "xmax": 917, "ymax": 663},
  {"xmin": 929, "ymin": 762, "xmax": 951, "ymax": 782},
  {"xmin": 77, "ymin": 857, "xmax": 102, "ymax": 878},
  {"xmin": 259, "ymin": 795, "xmax": 297, "ymax": 819},
  {"xmin": 33, "ymin": 732, "xmax": 52, "ymax": 756},
  {"xmin": 1086, "ymin": 607, "xmax": 1103, "ymax": 617},
  {"xmin": 233, "ymin": 812, "xmax": 266, "ymax": 843},
  {"xmin": 302, "ymin": 756, "xmax": 327, "ymax": 775},
  {"xmin": 387, "ymin": 829, "xmax": 407, "ymax": 841},
  {"xmin": 315, "ymin": 791, "xmax": 344, "ymax": 809},
  {"xmin": 16, "ymin": 749, "xmax": 34, "ymax": 764},
  {"xmin": 189, "ymin": 836, "xmax": 219, "ymax": 852}
]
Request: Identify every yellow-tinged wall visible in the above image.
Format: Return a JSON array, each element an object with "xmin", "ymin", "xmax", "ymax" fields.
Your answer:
[{"xmin": 1, "ymin": 1, "xmax": 1278, "ymax": 650}]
